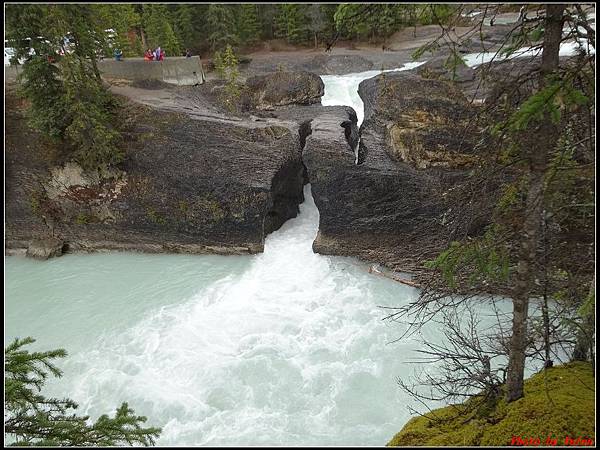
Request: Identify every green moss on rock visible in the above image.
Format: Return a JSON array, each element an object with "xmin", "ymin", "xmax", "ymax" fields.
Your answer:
[{"xmin": 387, "ymin": 362, "xmax": 595, "ymax": 447}]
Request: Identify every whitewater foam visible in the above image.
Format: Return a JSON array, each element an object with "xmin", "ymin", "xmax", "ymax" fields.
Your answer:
[{"xmin": 5, "ymin": 61, "xmax": 552, "ymax": 445}]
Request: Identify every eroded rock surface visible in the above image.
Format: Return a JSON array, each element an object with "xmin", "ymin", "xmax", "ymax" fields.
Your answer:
[
  {"xmin": 359, "ymin": 72, "xmax": 479, "ymax": 169},
  {"xmin": 304, "ymin": 72, "xmax": 483, "ymax": 272},
  {"xmin": 26, "ymin": 237, "xmax": 64, "ymax": 260},
  {"xmin": 5, "ymin": 92, "xmax": 308, "ymax": 255},
  {"xmin": 245, "ymin": 71, "xmax": 324, "ymax": 110}
]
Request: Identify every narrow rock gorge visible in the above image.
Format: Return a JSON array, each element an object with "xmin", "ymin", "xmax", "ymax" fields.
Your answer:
[
  {"xmin": 304, "ymin": 71, "xmax": 482, "ymax": 273},
  {"xmin": 5, "ymin": 66, "xmax": 484, "ymax": 274}
]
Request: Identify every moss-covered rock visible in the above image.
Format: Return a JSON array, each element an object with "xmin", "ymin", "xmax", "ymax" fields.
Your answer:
[{"xmin": 387, "ymin": 362, "xmax": 595, "ymax": 447}]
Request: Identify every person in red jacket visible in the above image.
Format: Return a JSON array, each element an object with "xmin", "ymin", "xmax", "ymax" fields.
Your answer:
[{"xmin": 144, "ymin": 49, "xmax": 154, "ymax": 61}]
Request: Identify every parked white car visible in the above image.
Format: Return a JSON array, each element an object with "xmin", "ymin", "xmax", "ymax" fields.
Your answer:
[
  {"xmin": 5, "ymin": 46, "xmax": 16, "ymax": 65},
  {"xmin": 5, "ymin": 39, "xmax": 41, "ymax": 65},
  {"xmin": 4, "ymin": 46, "xmax": 32, "ymax": 65}
]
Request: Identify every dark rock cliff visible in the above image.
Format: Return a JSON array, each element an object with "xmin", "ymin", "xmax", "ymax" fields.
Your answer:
[
  {"xmin": 7, "ymin": 68, "xmax": 484, "ymax": 273},
  {"xmin": 304, "ymin": 72, "xmax": 483, "ymax": 273},
  {"xmin": 5, "ymin": 92, "xmax": 307, "ymax": 256}
]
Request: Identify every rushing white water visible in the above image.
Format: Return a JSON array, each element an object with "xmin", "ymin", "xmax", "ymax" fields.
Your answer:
[
  {"xmin": 4, "ymin": 187, "xmax": 427, "ymax": 445},
  {"xmin": 6, "ymin": 61, "xmax": 557, "ymax": 445},
  {"xmin": 321, "ymin": 61, "xmax": 426, "ymax": 127},
  {"xmin": 463, "ymin": 12, "xmax": 596, "ymax": 68},
  {"xmin": 321, "ymin": 61, "xmax": 426, "ymax": 163},
  {"xmin": 4, "ymin": 184, "xmax": 519, "ymax": 446}
]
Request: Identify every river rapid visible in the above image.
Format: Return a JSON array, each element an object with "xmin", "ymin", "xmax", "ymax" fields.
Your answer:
[{"xmin": 6, "ymin": 67, "xmax": 514, "ymax": 446}]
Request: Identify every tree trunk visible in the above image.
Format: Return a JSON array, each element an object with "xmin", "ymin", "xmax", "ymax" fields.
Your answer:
[
  {"xmin": 140, "ymin": 28, "xmax": 148, "ymax": 50},
  {"xmin": 505, "ymin": 3, "xmax": 564, "ymax": 403},
  {"xmin": 541, "ymin": 210, "xmax": 552, "ymax": 369},
  {"xmin": 572, "ymin": 276, "xmax": 595, "ymax": 365}
]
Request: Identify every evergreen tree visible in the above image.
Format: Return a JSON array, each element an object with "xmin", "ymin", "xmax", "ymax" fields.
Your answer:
[
  {"xmin": 390, "ymin": 4, "xmax": 595, "ymax": 407},
  {"xmin": 5, "ymin": 337, "xmax": 161, "ymax": 446},
  {"xmin": 50, "ymin": 4, "xmax": 123, "ymax": 172},
  {"xmin": 6, "ymin": 4, "xmax": 124, "ymax": 172},
  {"xmin": 206, "ymin": 4, "xmax": 238, "ymax": 50},
  {"xmin": 222, "ymin": 44, "xmax": 240, "ymax": 103},
  {"xmin": 275, "ymin": 4, "xmax": 310, "ymax": 45},
  {"xmin": 142, "ymin": 4, "xmax": 181, "ymax": 56},
  {"xmin": 62, "ymin": 60, "xmax": 123, "ymax": 172},
  {"xmin": 334, "ymin": 4, "xmax": 374, "ymax": 40},
  {"xmin": 257, "ymin": 4, "xmax": 279, "ymax": 40},
  {"xmin": 307, "ymin": 4, "xmax": 326, "ymax": 48},
  {"xmin": 238, "ymin": 4, "xmax": 261, "ymax": 45},
  {"xmin": 319, "ymin": 4, "xmax": 340, "ymax": 45},
  {"xmin": 190, "ymin": 4, "xmax": 211, "ymax": 54},
  {"xmin": 6, "ymin": 5, "xmax": 67, "ymax": 138},
  {"xmin": 95, "ymin": 4, "xmax": 142, "ymax": 57},
  {"xmin": 170, "ymin": 4, "xmax": 196, "ymax": 52},
  {"xmin": 333, "ymin": 4, "xmax": 442, "ymax": 41}
]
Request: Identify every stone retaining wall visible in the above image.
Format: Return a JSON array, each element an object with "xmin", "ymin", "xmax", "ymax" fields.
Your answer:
[
  {"xmin": 5, "ymin": 57, "xmax": 206, "ymax": 86},
  {"xmin": 98, "ymin": 56, "xmax": 206, "ymax": 85}
]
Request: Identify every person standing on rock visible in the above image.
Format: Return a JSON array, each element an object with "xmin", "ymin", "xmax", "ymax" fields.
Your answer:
[
  {"xmin": 144, "ymin": 48, "xmax": 154, "ymax": 61},
  {"xmin": 154, "ymin": 46, "xmax": 161, "ymax": 61}
]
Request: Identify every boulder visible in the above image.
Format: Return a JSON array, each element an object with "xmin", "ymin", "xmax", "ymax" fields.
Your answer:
[
  {"xmin": 359, "ymin": 72, "xmax": 479, "ymax": 169},
  {"xmin": 415, "ymin": 55, "xmax": 476, "ymax": 85},
  {"xmin": 245, "ymin": 71, "xmax": 324, "ymax": 110},
  {"xmin": 26, "ymin": 237, "xmax": 64, "ymax": 260}
]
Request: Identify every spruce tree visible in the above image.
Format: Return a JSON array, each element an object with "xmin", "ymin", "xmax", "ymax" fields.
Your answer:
[
  {"xmin": 5, "ymin": 337, "xmax": 161, "ymax": 446},
  {"xmin": 257, "ymin": 4, "xmax": 279, "ymax": 40},
  {"xmin": 5, "ymin": 4, "xmax": 68, "ymax": 138},
  {"xmin": 218, "ymin": 44, "xmax": 241, "ymax": 112},
  {"xmin": 307, "ymin": 4, "xmax": 326, "ymax": 48},
  {"xmin": 95, "ymin": 4, "xmax": 142, "ymax": 57},
  {"xmin": 238, "ymin": 4, "xmax": 261, "ymax": 45},
  {"xmin": 206, "ymin": 4, "xmax": 238, "ymax": 50},
  {"xmin": 142, "ymin": 4, "xmax": 181, "ymax": 56},
  {"xmin": 171, "ymin": 4, "xmax": 196, "ymax": 52},
  {"xmin": 275, "ymin": 4, "xmax": 310, "ymax": 45},
  {"xmin": 6, "ymin": 4, "xmax": 124, "ymax": 173}
]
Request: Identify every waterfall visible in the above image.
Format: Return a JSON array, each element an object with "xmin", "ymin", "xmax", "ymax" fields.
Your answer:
[
  {"xmin": 6, "ymin": 64, "xmax": 529, "ymax": 447},
  {"xmin": 320, "ymin": 61, "xmax": 426, "ymax": 163}
]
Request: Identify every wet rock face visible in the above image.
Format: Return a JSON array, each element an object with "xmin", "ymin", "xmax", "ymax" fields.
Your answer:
[
  {"xmin": 5, "ymin": 94, "xmax": 308, "ymax": 255},
  {"xmin": 263, "ymin": 156, "xmax": 306, "ymax": 236},
  {"xmin": 26, "ymin": 237, "xmax": 64, "ymax": 260},
  {"xmin": 111, "ymin": 118, "xmax": 305, "ymax": 253},
  {"xmin": 359, "ymin": 72, "xmax": 479, "ymax": 169},
  {"xmin": 304, "ymin": 106, "xmax": 448, "ymax": 271},
  {"xmin": 304, "ymin": 72, "xmax": 484, "ymax": 272},
  {"xmin": 245, "ymin": 71, "xmax": 325, "ymax": 110}
]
